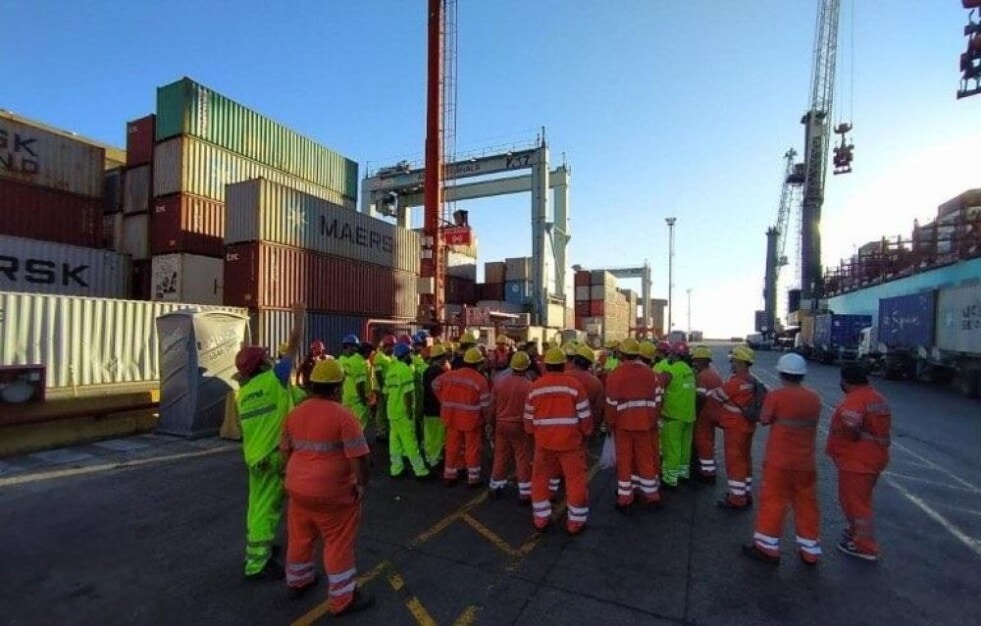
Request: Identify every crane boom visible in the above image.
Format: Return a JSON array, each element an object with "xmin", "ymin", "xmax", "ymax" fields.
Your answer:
[{"xmin": 762, "ymin": 149, "xmax": 801, "ymax": 340}]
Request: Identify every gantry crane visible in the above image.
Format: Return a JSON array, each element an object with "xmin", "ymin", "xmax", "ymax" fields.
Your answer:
[
  {"xmin": 762, "ymin": 149, "xmax": 802, "ymax": 340},
  {"xmin": 959, "ymin": 0, "xmax": 981, "ymax": 99}
]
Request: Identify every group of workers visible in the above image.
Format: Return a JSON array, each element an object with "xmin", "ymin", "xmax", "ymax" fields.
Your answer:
[{"xmin": 229, "ymin": 302, "xmax": 893, "ymax": 615}]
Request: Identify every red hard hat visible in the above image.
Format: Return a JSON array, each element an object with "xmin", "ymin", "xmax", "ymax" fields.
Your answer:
[
  {"xmin": 310, "ymin": 340, "xmax": 326, "ymax": 355},
  {"xmin": 397, "ymin": 334, "xmax": 413, "ymax": 345},
  {"xmin": 381, "ymin": 335, "xmax": 396, "ymax": 347},
  {"xmin": 656, "ymin": 341, "xmax": 672, "ymax": 354},
  {"xmin": 235, "ymin": 346, "xmax": 268, "ymax": 377}
]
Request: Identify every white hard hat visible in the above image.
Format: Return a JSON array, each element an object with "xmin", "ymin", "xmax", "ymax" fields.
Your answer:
[{"xmin": 776, "ymin": 353, "xmax": 807, "ymax": 376}]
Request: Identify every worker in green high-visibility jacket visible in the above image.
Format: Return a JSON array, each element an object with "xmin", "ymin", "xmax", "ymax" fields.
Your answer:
[
  {"xmin": 338, "ymin": 334, "xmax": 371, "ymax": 430},
  {"xmin": 655, "ymin": 341, "xmax": 697, "ymax": 489},
  {"xmin": 234, "ymin": 302, "xmax": 307, "ymax": 581}
]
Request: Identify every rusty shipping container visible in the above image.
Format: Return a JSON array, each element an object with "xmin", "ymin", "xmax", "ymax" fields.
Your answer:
[
  {"xmin": 123, "ymin": 164, "xmax": 152, "ymax": 214},
  {"xmin": 0, "ymin": 114, "xmax": 105, "ymax": 198},
  {"xmin": 103, "ymin": 167, "xmax": 123, "ymax": 214},
  {"xmin": 0, "ymin": 179, "xmax": 100, "ymax": 247},
  {"xmin": 0, "ymin": 291, "xmax": 246, "ymax": 389},
  {"xmin": 225, "ymin": 178, "xmax": 420, "ymax": 273},
  {"xmin": 120, "ymin": 213, "xmax": 150, "ymax": 260},
  {"xmin": 224, "ymin": 242, "xmax": 418, "ymax": 318},
  {"xmin": 150, "ymin": 194, "xmax": 225, "ymax": 257},
  {"xmin": 0, "ymin": 234, "xmax": 130, "ymax": 298},
  {"xmin": 151, "ymin": 253, "xmax": 224, "ymax": 305},
  {"xmin": 126, "ymin": 115, "xmax": 155, "ymax": 167},
  {"xmin": 250, "ymin": 309, "xmax": 368, "ymax": 358},
  {"xmin": 153, "ymin": 136, "xmax": 354, "ymax": 207}
]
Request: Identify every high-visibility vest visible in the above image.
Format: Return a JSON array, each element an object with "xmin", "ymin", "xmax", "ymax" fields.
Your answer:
[
  {"xmin": 827, "ymin": 386, "xmax": 891, "ymax": 474},
  {"xmin": 524, "ymin": 373, "xmax": 593, "ymax": 451},
  {"xmin": 238, "ymin": 370, "xmax": 303, "ymax": 467},
  {"xmin": 604, "ymin": 360, "xmax": 661, "ymax": 431},
  {"xmin": 432, "ymin": 368, "xmax": 491, "ymax": 431},
  {"xmin": 661, "ymin": 360, "xmax": 696, "ymax": 422}
]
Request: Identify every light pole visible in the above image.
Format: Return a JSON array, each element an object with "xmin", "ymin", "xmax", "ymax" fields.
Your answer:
[
  {"xmin": 665, "ymin": 217, "xmax": 676, "ymax": 333},
  {"xmin": 687, "ymin": 288, "xmax": 692, "ymax": 336}
]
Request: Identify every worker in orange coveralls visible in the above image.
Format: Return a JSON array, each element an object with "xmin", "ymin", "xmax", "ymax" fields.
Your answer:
[
  {"xmin": 604, "ymin": 338, "xmax": 664, "ymax": 511},
  {"xmin": 279, "ymin": 360, "xmax": 374, "ymax": 616},
  {"xmin": 567, "ymin": 345, "xmax": 606, "ymax": 426},
  {"xmin": 488, "ymin": 351, "xmax": 536, "ymax": 503},
  {"xmin": 707, "ymin": 345, "xmax": 758, "ymax": 510},
  {"xmin": 827, "ymin": 365, "xmax": 891, "ymax": 562},
  {"xmin": 691, "ymin": 346, "xmax": 724, "ymax": 484},
  {"xmin": 743, "ymin": 354, "xmax": 822, "ymax": 566},
  {"xmin": 433, "ymin": 348, "xmax": 492, "ymax": 487},
  {"xmin": 524, "ymin": 347, "xmax": 594, "ymax": 535}
]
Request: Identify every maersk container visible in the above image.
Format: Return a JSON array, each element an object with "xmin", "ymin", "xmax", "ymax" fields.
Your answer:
[
  {"xmin": 250, "ymin": 309, "xmax": 368, "ymax": 358},
  {"xmin": 151, "ymin": 253, "xmax": 224, "ymax": 305},
  {"xmin": 936, "ymin": 284, "xmax": 981, "ymax": 354},
  {"xmin": 814, "ymin": 313, "xmax": 872, "ymax": 349},
  {"xmin": 225, "ymin": 178, "xmax": 420, "ymax": 273},
  {"xmin": 0, "ymin": 179, "xmax": 100, "ymax": 247},
  {"xmin": 0, "ymin": 234, "xmax": 130, "ymax": 298},
  {"xmin": 877, "ymin": 292, "xmax": 937, "ymax": 351},
  {"xmin": 0, "ymin": 291, "xmax": 246, "ymax": 388},
  {"xmin": 0, "ymin": 115, "xmax": 105, "ymax": 198},
  {"xmin": 122, "ymin": 164, "xmax": 152, "ymax": 214},
  {"xmin": 155, "ymin": 77, "xmax": 358, "ymax": 199},
  {"xmin": 150, "ymin": 193, "xmax": 225, "ymax": 257},
  {"xmin": 153, "ymin": 136, "xmax": 354, "ymax": 207},
  {"xmin": 224, "ymin": 241, "xmax": 418, "ymax": 318}
]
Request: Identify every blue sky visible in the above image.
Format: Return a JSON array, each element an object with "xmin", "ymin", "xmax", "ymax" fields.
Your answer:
[{"xmin": 3, "ymin": 1, "xmax": 978, "ymax": 336}]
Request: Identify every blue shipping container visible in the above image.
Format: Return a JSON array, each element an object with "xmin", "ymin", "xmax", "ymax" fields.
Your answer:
[
  {"xmin": 505, "ymin": 280, "xmax": 530, "ymax": 306},
  {"xmin": 877, "ymin": 292, "xmax": 936, "ymax": 351},
  {"xmin": 814, "ymin": 314, "xmax": 872, "ymax": 348},
  {"xmin": 251, "ymin": 310, "xmax": 368, "ymax": 357}
]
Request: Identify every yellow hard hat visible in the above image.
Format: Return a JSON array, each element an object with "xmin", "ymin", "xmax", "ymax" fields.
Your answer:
[
  {"xmin": 430, "ymin": 344, "xmax": 447, "ymax": 358},
  {"xmin": 544, "ymin": 346, "xmax": 567, "ymax": 365},
  {"xmin": 464, "ymin": 347, "xmax": 484, "ymax": 364},
  {"xmin": 730, "ymin": 345, "xmax": 755, "ymax": 364},
  {"xmin": 510, "ymin": 351, "xmax": 531, "ymax": 371},
  {"xmin": 309, "ymin": 359, "xmax": 344, "ymax": 384},
  {"xmin": 639, "ymin": 340, "xmax": 657, "ymax": 360},
  {"xmin": 561, "ymin": 342, "xmax": 577, "ymax": 357},
  {"xmin": 575, "ymin": 345, "xmax": 595, "ymax": 363},
  {"xmin": 461, "ymin": 331, "xmax": 478, "ymax": 345},
  {"xmin": 277, "ymin": 342, "xmax": 290, "ymax": 357},
  {"xmin": 620, "ymin": 338, "xmax": 640, "ymax": 356},
  {"xmin": 604, "ymin": 339, "xmax": 620, "ymax": 350},
  {"xmin": 691, "ymin": 345, "xmax": 713, "ymax": 360},
  {"xmin": 496, "ymin": 335, "xmax": 508, "ymax": 345}
]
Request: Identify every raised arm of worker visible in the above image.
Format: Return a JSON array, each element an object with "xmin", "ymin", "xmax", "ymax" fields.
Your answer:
[{"xmin": 274, "ymin": 302, "xmax": 306, "ymax": 385}]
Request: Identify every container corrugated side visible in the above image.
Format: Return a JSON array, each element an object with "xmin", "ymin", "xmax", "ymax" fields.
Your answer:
[
  {"xmin": 0, "ymin": 291, "xmax": 247, "ymax": 388},
  {"xmin": 250, "ymin": 309, "xmax": 367, "ymax": 357},
  {"xmin": 123, "ymin": 164, "xmax": 152, "ymax": 214},
  {"xmin": 830, "ymin": 315, "xmax": 872, "ymax": 347},
  {"xmin": 151, "ymin": 253, "xmax": 223, "ymax": 304},
  {"xmin": 121, "ymin": 214, "xmax": 149, "ymax": 260},
  {"xmin": 877, "ymin": 292, "xmax": 936, "ymax": 350},
  {"xmin": 155, "ymin": 78, "xmax": 358, "ymax": 199},
  {"xmin": 0, "ymin": 234, "xmax": 130, "ymax": 298},
  {"xmin": 153, "ymin": 136, "xmax": 355, "ymax": 207},
  {"xmin": 126, "ymin": 115, "xmax": 155, "ymax": 167},
  {"xmin": 936, "ymin": 284, "xmax": 981, "ymax": 354},
  {"xmin": 0, "ymin": 179, "xmax": 101, "ymax": 247},
  {"xmin": 0, "ymin": 116, "xmax": 105, "ymax": 198},
  {"xmin": 103, "ymin": 167, "xmax": 123, "ymax": 214},
  {"xmin": 224, "ymin": 242, "xmax": 418, "ymax": 318},
  {"xmin": 225, "ymin": 178, "xmax": 420, "ymax": 273},
  {"xmin": 150, "ymin": 193, "xmax": 225, "ymax": 257}
]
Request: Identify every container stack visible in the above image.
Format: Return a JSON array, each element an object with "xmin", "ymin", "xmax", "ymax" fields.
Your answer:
[
  {"xmin": 478, "ymin": 261, "xmax": 506, "ymax": 301},
  {"xmin": 121, "ymin": 114, "xmax": 156, "ymax": 297},
  {"xmin": 504, "ymin": 257, "xmax": 532, "ymax": 306},
  {"xmin": 223, "ymin": 178, "xmax": 421, "ymax": 354}
]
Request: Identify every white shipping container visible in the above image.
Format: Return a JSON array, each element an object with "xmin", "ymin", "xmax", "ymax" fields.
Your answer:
[
  {"xmin": 575, "ymin": 286, "xmax": 590, "ymax": 301},
  {"xmin": 936, "ymin": 284, "xmax": 981, "ymax": 354},
  {"xmin": 0, "ymin": 291, "xmax": 246, "ymax": 388},
  {"xmin": 154, "ymin": 136, "xmax": 355, "ymax": 207},
  {"xmin": 225, "ymin": 178, "xmax": 420, "ymax": 273},
  {"xmin": 0, "ymin": 234, "xmax": 130, "ymax": 298},
  {"xmin": 122, "ymin": 164, "xmax": 152, "ymax": 214},
  {"xmin": 151, "ymin": 253, "xmax": 224, "ymax": 305},
  {"xmin": 0, "ymin": 115, "xmax": 104, "ymax": 198},
  {"xmin": 120, "ymin": 213, "xmax": 149, "ymax": 260}
]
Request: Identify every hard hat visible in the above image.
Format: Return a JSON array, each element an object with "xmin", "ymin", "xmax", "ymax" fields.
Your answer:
[
  {"xmin": 496, "ymin": 335, "xmax": 508, "ymax": 345},
  {"xmin": 544, "ymin": 346, "xmax": 567, "ymax": 365},
  {"xmin": 619, "ymin": 338, "xmax": 640, "ymax": 356},
  {"xmin": 310, "ymin": 340, "xmax": 326, "ymax": 355},
  {"xmin": 235, "ymin": 346, "xmax": 268, "ymax": 377},
  {"xmin": 510, "ymin": 351, "xmax": 531, "ymax": 371},
  {"xmin": 561, "ymin": 342, "xmax": 577, "ymax": 357},
  {"xmin": 656, "ymin": 341, "xmax": 672, "ymax": 354},
  {"xmin": 730, "ymin": 345, "xmax": 755, "ymax": 364},
  {"xmin": 412, "ymin": 332, "xmax": 426, "ymax": 345},
  {"xmin": 691, "ymin": 346, "xmax": 713, "ymax": 360},
  {"xmin": 575, "ymin": 345, "xmax": 595, "ymax": 363},
  {"xmin": 460, "ymin": 331, "xmax": 478, "ymax": 345},
  {"xmin": 341, "ymin": 334, "xmax": 360, "ymax": 346},
  {"xmin": 672, "ymin": 341, "xmax": 690, "ymax": 356},
  {"xmin": 309, "ymin": 359, "xmax": 344, "ymax": 384},
  {"xmin": 604, "ymin": 339, "xmax": 620, "ymax": 350},
  {"xmin": 381, "ymin": 335, "xmax": 396, "ymax": 347},
  {"xmin": 397, "ymin": 334, "xmax": 413, "ymax": 345},
  {"xmin": 393, "ymin": 344, "xmax": 411, "ymax": 359},
  {"xmin": 277, "ymin": 342, "xmax": 290, "ymax": 357},
  {"xmin": 638, "ymin": 340, "xmax": 657, "ymax": 360},
  {"xmin": 776, "ymin": 353, "xmax": 807, "ymax": 375},
  {"xmin": 464, "ymin": 347, "xmax": 484, "ymax": 364},
  {"xmin": 429, "ymin": 344, "xmax": 447, "ymax": 358}
]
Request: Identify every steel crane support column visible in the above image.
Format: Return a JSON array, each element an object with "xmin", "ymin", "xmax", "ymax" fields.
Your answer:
[
  {"xmin": 530, "ymin": 142, "xmax": 550, "ymax": 321},
  {"xmin": 422, "ymin": 0, "xmax": 445, "ymax": 322},
  {"xmin": 553, "ymin": 167, "xmax": 570, "ymax": 301}
]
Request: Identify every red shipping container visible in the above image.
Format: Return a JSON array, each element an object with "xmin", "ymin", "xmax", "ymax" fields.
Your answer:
[
  {"xmin": 446, "ymin": 276, "xmax": 477, "ymax": 305},
  {"xmin": 224, "ymin": 242, "xmax": 418, "ymax": 318},
  {"xmin": 575, "ymin": 301, "xmax": 591, "ymax": 317},
  {"xmin": 575, "ymin": 270, "xmax": 591, "ymax": 287},
  {"xmin": 478, "ymin": 282, "xmax": 505, "ymax": 301},
  {"xmin": 126, "ymin": 115, "xmax": 156, "ymax": 167},
  {"xmin": 0, "ymin": 179, "xmax": 100, "ymax": 247},
  {"xmin": 589, "ymin": 300, "xmax": 605, "ymax": 316},
  {"xmin": 575, "ymin": 314, "xmax": 585, "ymax": 331},
  {"xmin": 151, "ymin": 193, "xmax": 225, "ymax": 257}
]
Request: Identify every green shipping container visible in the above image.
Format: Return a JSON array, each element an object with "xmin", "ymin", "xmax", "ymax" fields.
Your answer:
[{"xmin": 155, "ymin": 77, "xmax": 358, "ymax": 200}]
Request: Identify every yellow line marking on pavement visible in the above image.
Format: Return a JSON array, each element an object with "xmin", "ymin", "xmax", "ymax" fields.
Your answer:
[
  {"xmin": 291, "ymin": 560, "xmax": 391, "ymax": 626},
  {"xmin": 410, "ymin": 490, "xmax": 487, "ymax": 546},
  {"xmin": 452, "ymin": 605, "xmax": 480, "ymax": 626},
  {"xmin": 462, "ymin": 514, "xmax": 524, "ymax": 558},
  {"xmin": 0, "ymin": 446, "xmax": 237, "ymax": 488},
  {"xmin": 388, "ymin": 571, "xmax": 438, "ymax": 626}
]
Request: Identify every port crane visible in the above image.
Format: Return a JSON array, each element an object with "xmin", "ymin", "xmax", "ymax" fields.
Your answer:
[
  {"xmin": 761, "ymin": 149, "xmax": 802, "ymax": 341},
  {"xmin": 959, "ymin": 0, "xmax": 981, "ymax": 99}
]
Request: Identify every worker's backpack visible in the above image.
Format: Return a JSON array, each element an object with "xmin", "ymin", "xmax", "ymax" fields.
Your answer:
[{"xmin": 741, "ymin": 376, "xmax": 768, "ymax": 422}]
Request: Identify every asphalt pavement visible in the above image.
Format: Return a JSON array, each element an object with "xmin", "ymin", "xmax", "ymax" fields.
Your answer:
[{"xmin": 2, "ymin": 346, "xmax": 979, "ymax": 625}]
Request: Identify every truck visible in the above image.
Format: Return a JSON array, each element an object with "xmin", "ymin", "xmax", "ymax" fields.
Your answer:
[{"xmin": 810, "ymin": 313, "xmax": 873, "ymax": 364}]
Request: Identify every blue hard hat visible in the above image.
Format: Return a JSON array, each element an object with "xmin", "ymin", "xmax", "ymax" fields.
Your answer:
[
  {"xmin": 412, "ymin": 332, "xmax": 426, "ymax": 345},
  {"xmin": 393, "ymin": 344, "xmax": 411, "ymax": 359},
  {"xmin": 341, "ymin": 334, "xmax": 360, "ymax": 346}
]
